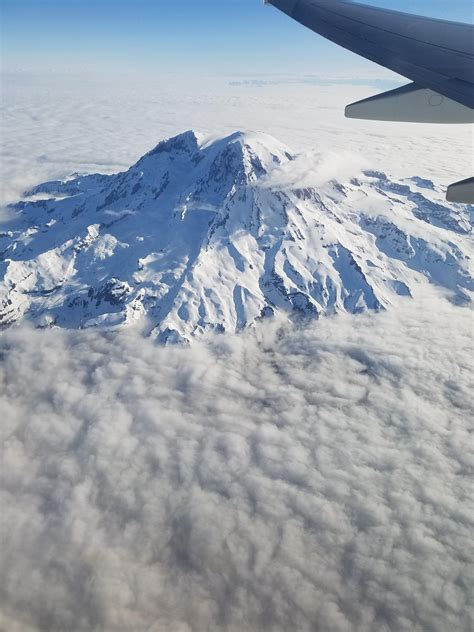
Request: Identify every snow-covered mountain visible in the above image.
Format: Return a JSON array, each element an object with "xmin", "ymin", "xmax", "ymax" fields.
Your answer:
[{"xmin": 1, "ymin": 130, "xmax": 472, "ymax": 341}]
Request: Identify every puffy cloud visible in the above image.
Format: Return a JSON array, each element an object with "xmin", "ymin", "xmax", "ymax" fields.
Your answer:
[
  {"xmin": 0, "ymin": 290, "xmax": 472, "ymax": 631},
  {"xmin": 259, "ymin": 149, "xmax": 370, "ymax": 189},
  {"xmin": 1, "ymin": 68, "xmax": 473, "ymax": 631}
]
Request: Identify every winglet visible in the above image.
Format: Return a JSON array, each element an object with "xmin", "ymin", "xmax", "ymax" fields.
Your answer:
[{"xmin": 446, "ymin": 177, "xmax": 474, "ymax": 204}]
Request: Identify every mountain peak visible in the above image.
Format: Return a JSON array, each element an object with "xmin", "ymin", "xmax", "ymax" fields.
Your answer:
[
  {"xmin": 147, "ymin": 129, "xmax": 199, "ymax": 158},
  {"xmin": 1, "ymin": 130, "xmax": 472, "ymax": 340},
  {"xmin": 144, "ymin": 129, "xmax": 293, "ymax": 163}
]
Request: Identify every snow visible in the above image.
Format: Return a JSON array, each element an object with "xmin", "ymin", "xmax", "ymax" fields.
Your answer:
[
  {"xmin": 2, "ymin": 72, "xmax": 472, "ymax": 212},
  {"xmin": 1, "ymin": 130, "xmax": 472, "ymax": 341},
  {"xmin": 1, "ymin": 71, "xmax": 473, "ymax": 632}
]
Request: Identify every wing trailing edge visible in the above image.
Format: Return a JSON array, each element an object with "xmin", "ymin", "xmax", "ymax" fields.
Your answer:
[{"xmin": 266, "ymin": 0, "xmax": 474, "ymax": 202}]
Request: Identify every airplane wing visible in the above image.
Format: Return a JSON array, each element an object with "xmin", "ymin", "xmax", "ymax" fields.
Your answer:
[{"xmin": 265, "ymin": 0, "xmax": 474, "ymax": 202}]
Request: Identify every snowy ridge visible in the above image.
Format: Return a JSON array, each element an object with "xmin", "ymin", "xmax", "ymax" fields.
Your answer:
[{"xmin": 1, "ymin": 130, "xmax": 472, "ymax": 341}]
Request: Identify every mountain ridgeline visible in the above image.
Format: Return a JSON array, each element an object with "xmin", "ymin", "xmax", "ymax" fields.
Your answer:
[{"xmin": 1, "ymin": 130, "xmax": 472, "ymax": 341}]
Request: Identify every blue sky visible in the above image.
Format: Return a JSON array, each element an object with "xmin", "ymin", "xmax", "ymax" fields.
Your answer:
[{"xmin": 2, "ymin": 0, "xmax": 473, "ymax": 75}]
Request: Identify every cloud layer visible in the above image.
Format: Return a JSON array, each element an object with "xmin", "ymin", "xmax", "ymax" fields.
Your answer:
[
  {"xmin": 2, "ymin": 71, "xmax": 472, "ymax": 216},
  {"xmin": 1, "ymin": 291, "xmax": 472, "ymax": 632}
]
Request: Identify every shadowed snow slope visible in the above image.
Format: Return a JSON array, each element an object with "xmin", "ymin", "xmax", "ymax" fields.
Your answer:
[{"xmin": 1, "ymin": 130, "xmax": 472, "ymax": 341}]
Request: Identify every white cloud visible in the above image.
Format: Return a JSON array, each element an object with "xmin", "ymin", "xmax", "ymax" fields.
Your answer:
[
  {"xmin": 260, "ymin": 149, "xmax": 370, "ymax": 189},
  {"xmin": 1, "ymin": 67, "xmax": 472, "ymax": 632},
  {"xmin": 1, "ymin": 289, "xmax": 472, "ymax": 631},
  {"xmin": 1, "ymin": 71, "xmax": 472, "ymax": 218}
]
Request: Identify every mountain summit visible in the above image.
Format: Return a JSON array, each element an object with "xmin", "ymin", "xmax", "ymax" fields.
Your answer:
[{"xmin": 1, "ymin": 130, "xmax": 472, "ymax": 341}]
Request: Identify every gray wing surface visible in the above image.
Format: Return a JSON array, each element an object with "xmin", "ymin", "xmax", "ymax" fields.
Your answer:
[{"xmin": 267, "ymin": 0, "xmax": 474, "ymax": 109}]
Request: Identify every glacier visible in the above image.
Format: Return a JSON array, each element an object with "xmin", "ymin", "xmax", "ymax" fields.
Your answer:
[{"xmin": 1, "ymin": 130, "xmax": 472, "ymax": 342}]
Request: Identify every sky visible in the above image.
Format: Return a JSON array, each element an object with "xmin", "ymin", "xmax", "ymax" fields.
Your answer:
[
  {"xmin": 1, "ymin": 2, "xmax": 473, "ymax": 632},
  {"xmin": 2, "ymin": 0, "xmax": 473, "ymax": 75}
]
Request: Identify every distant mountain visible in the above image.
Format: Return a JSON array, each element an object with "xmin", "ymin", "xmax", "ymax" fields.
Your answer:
[{"xmin": 1, "ymin": 130, "xmax": 472, "ymax": 341}]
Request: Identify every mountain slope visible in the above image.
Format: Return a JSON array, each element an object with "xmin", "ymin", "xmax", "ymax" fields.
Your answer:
[{"xmin": 1, "ymin": 130, "xmax": 472, "ymax": 341}]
